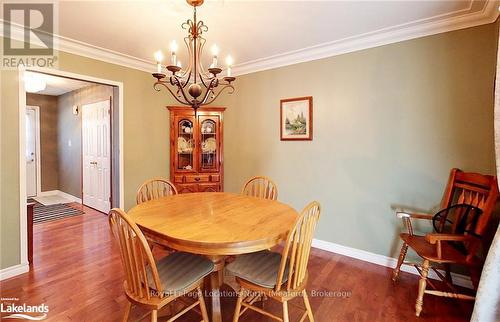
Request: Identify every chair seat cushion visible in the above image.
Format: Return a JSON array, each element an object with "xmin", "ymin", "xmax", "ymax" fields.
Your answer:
[
  {"xmin": 226, "ymin": 250, "xmax": 289, "ymax": 289},
  {"xmin": 400, "ymin": 233, "xmax": 479, "ymax": 264},
  {"xmin": 148, "ymin": 252, "xmax": 214, "ymax": 294}
]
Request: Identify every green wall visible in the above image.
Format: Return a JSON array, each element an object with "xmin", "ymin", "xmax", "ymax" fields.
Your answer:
[
  {"xmin": 1, "ymin": 22, "xmax": 498, "ymax": 270},
  {"xmin": 1, "ymin": 69, "xmax": 23, "ymax": 269},
  {"xmin": 218, "ymin": 23, "xmax": 499, "ymax": 257},
  {"xmin": 0, "ymin": 45, "xmax": 175, "ymax": 269}
]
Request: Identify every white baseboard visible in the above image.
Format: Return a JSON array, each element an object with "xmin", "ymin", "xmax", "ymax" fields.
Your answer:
[
  {"xmin": 0, "ymin": 263, "xmax": 29, "ymax": 281},
  {"xmin": 312, "ymin": 239, "xmax": 473, "ymax": 289},
  {"xmin": 38, "ymin": 190, "xmax": 82, "ymax": 204}
]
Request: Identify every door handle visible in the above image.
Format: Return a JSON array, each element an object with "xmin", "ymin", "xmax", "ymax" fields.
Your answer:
[{"xmin": 194, "ymin": 177, "xmax": 200, "ymax": 181}]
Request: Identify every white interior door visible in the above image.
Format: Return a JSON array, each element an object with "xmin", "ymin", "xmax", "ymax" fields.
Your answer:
[
  {"xmin": 82, "ymin": 100, "xmax": 111, "ymax": 213},
  {"xmin": 25, "ymin": 107, "xmax": 38, "ymax": 197}
]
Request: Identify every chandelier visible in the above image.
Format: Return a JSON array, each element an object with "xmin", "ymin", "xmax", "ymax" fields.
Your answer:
[{"xmin": 152, "ymin": 0, "xmax": 235, "ymax": 111}]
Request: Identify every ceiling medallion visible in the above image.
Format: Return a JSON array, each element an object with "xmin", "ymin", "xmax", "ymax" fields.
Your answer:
[{"xmin": 152, "ymin": 0, "xmax": 235, "ymax": 111}]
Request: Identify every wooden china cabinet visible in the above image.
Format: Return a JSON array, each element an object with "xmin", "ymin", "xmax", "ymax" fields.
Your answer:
[{"xmin": 167, "ymin": 106, "xmax": 225, "ymax": 193}]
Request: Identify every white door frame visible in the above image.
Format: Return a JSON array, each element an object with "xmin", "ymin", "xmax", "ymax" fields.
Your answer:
[
  {"xmin": 25, "ymin": 105, "xmax": 42, "ymax": 197},
  {"xmin": 17, "ymin": 66, "xmax": 124, "ymax": 268}
]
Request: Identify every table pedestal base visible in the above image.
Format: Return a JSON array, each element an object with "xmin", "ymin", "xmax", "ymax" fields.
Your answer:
[{"xmin": 208, "ymin": 255, "xmax": 225, "ymax": 322}]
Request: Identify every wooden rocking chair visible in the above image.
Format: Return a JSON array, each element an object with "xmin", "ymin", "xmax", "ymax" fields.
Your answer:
[{"xmin": 392, "ymin": 168, "xmax": 499, "ymax": 317}]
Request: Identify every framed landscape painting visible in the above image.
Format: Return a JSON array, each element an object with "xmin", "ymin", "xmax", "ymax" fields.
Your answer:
[{"xmin": 280, "ymin": 96, "xmax": 313, "ymax": 141}]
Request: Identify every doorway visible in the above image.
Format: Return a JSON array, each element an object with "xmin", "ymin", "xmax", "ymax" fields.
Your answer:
[
  {"xmin": 21, "ymin": 70, "xmax": 123, "ymax": 213},
  {"xmin": 18, "ymin": 67, "xmax": 124, "ymax": 268},
  {"xmin": 23, "ymin": 70, "xmax": 121, "ymax": 214}
]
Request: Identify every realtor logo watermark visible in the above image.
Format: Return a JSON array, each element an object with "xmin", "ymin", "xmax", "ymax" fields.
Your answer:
[
  {"xmin": 2, "ymin": 2, "xmax": 58, "ymax": 69},
  {"xmin": 1, "ymin": 297, "xmax": 48, "ymax": 320}
]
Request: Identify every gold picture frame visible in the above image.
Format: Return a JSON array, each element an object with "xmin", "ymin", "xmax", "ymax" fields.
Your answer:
[{"xmin": 280, "ymin": 96, "xmax": 313, "ymax": 141}]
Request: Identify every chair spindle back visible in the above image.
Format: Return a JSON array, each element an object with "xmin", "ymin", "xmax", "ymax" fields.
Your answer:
[
  {"xmin": 136, "ymin": 178, "xmax": 178, "ymax": 204},
  {"xmin": 241, "ymin": 176, "xmax": 278, "ymax": 200},
  {"xmin": 108, "ymin": 209, "xmax": 163, "ymax": 302},
  {"xmin": 440, "ymin": 169, "xmax": 498, "ymax": 236},
  {"xmin": 276, "ymin": 201, "xmax": 321, "ymax": 292}
]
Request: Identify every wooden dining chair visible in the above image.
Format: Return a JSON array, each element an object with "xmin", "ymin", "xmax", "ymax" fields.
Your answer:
[
  {"xmin": 136, "ymin": 178, "xmax": 178, "ymax": 255},
  {"xmin": 136, "ymin": 178, "xmax": 178, "ymax": 204},
  {"xmin": 241, "ymin": 176, "xmax": 278, "ymax": 200},
  {"xmin": 227, "ymin": 201, "xmax": 321, "ymax": 322},
  {"xmin": 108, "ymin": 208, "xmax": 212, "ymax": 322},
  {"xmin": 392, "ymin": 168, "xmax": 499, "ymax": 317}
]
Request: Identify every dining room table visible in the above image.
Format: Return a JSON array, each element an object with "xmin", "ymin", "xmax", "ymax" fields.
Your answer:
[{"xmin": 128, "ymin": 192, "xmax": 299, "ymax": 322}]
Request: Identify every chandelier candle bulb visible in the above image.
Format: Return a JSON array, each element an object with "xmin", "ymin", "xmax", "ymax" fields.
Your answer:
[
  {"xmin": 154, "ymin": 50, "xmax": 164, "ymax": 73},
  {"xmin": 211, "ymin": 44, "xmax": 219, "ymax": 67},
  {"xmin": 226, "ymin": 55, "xmax": 233, "ymax": 77},
  {"xmin": 177, "ymin": 60, "xmax": 182, "ymax": 68},
  {"xmin": 170, "ymin": 41, "xmax": 178, "ymax": 65}
]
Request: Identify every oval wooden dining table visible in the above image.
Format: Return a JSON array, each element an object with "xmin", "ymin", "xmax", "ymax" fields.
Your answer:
[{"xmin": 128, "ymin": 192, "xmax": 299, "ymax": 322}]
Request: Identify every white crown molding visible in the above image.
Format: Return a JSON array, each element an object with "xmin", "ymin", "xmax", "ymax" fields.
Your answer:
[
  {"xmin": 0, "ymin": 20, "xmax": 155, "ymax": 73},
  {"xmin": 233, "ymin": 0, "xmax": 500, "ymax": 76},
  {"xmin": 1, "ymin": 1, "xmax": 499, "ymax": 76},
  {"xmin": 312, "ymin": 239, "xmax": 473, "ymax": 290},
  {"xmin": 53, "ymin": 34, "xmax": 155, "ymax": 72}
]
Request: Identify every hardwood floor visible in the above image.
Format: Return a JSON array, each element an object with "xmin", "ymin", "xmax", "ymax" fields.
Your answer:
[{"xmin": 0, "ymin": 204, "xmax": 473, "ymax": 321}]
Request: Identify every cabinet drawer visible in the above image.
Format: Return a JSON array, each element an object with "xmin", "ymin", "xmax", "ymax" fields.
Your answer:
[
  {"xmin": 173, "ymin": 175, "xmax": 184, "ymax": 183},
  {"xmin": 176, "ymin": 184, "xmax": 197, "ymax": 194},
  {"xmin": 185, "ymin": 175, "xmax": 210, "ymax": 183},
  {"xmin": 210, "ymin": 174, "xmax": 220, "ymax": 182},
  {"xmin": 198, "ymin": 183, "xmax": 220, "ymax": 192}
]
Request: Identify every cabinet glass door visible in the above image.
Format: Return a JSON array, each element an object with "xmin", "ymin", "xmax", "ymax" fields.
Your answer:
[
  {"xmin": 199, "ymin": 116, "xmax": 219, "ymax": 172},
  {"xmin": 176, "ymin": 118, "xmax": 195, "ymax": 171}
]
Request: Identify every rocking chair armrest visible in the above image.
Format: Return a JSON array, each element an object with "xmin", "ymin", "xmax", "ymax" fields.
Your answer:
[
  {"xmin": 425, "ymin": 233, "xmax": 475, "ymax": 244},
  {"xmin": 396, "ymin": 210, "xmax": 433, "ymax": 236},
  {"xmin": 396, "ymin": 211, "xmax": 433, "ymax": 220}
]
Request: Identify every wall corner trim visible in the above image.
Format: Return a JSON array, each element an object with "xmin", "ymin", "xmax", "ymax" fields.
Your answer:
[
  {"xmin": 0, "ymin": 263, "xmax": 29, "ymax": 281},
  {"xmin": 312, "ymin": 239, "xmax": 474, "ymax": 290}
]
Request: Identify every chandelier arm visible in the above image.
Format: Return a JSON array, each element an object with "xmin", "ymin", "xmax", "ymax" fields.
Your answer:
[
  {"xmin": 196, "ymin": 36, "xmax": 210, "ymax": 88},
  {"xmin": 183, "ymin": 70, "xmax": 192, "ymax": 88},
  {"xmin": 176, "ymin": 36, "xmax": 193, "ymax": 83},
  {"xmin": 200, "ymin": 74, "xmax": 209, "ymax": 88},
  {"xmin": 153, "ymin": 81, "xmax": 191, "ymax": 106},
  {"xmin": 171, "ymin": 76, "xmax": 193, "ymax": 104},
  {"xmin": 197, "ymin": 36, "xmax": 211, "ymax": 81},
  {"xmin": 203, "ymin": 83, "xmax": 233, "ymax": 106},
  {"xmin": 199, "ymin": 78, "xmax": 218, "ymax": 104}
]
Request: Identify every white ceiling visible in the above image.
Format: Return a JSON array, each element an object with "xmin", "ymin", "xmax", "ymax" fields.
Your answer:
[
  {"xmin": 26, "ymin": 72, "xmax": 93, "ymax": 96},
  {"xmin": 4, "ymin": 1, "xmax": 498, "ymax": 74}
]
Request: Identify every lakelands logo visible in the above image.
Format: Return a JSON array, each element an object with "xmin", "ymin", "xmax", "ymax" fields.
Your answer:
[
  {"xmin": 0, "ymin": 300, "xmax": 49, "ymax": 320},
  {"xmin": 2, "ymin": 2, "xmax": 58, "ymax": 69}
]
